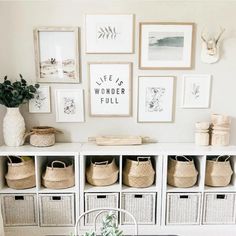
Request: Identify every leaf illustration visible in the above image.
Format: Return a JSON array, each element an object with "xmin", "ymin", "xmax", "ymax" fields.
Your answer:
[{"xmin": 97, "ymin": 26, "xmax": 119, "ymax": 40}]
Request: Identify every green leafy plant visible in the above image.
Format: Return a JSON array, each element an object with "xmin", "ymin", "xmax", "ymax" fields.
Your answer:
[{"xmin": 0, "ymin": 74, "xmax": 39, "ymax": 107}]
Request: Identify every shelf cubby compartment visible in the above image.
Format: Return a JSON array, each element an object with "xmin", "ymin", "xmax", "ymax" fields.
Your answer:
[{"xmin": 202, "ymin": 192, "xmax": 236, "ymax": 225}]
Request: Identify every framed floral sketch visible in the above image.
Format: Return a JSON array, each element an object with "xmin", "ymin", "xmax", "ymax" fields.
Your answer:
[
  {"xmin": 182, "ymin": 74, "xmax": 212, "ymax": 108},
  {"xmin": 29, "ymin": 85, "xmax": 51, "ymax": 113},
  {"xmin": 34, "ymin": 27, "xmax": 80, "ymax": 83},
  {"xmin": 89, "ymin": 62, "xmax": 132, "ymax": 117},
  {"xmin": 139, "ymin": 22, "xmax": 194, "ymax": 69},
  {"xmin": 85, "ymin": 14, "xmax": 134, "ymax": 53},
  {"xmin": 138, "ymin": 76, "xmax": 175, "ymax": 122},
  {"xmin": 55, "ymin": 89, "xmax": 85, "ymax": 122}
]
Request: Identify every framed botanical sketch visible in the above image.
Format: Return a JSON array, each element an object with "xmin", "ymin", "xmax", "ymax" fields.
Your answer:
[
  {"xmin": 89, "ymin": 62, "xmax": 132, "ymax": 117},
  {"xmin": 34, "ymin": 27, "xmax": 80, "ymax": 83},
  {"xmin": 29, "ymin": 85, "xmax": 51, "ymax": 113},
  {"xmin": 182, "ymin": 74, "xmax": 212, "ymax": 108},
  {"xmin": 86, "ymin": 14, "xmax": 134, "ymax": 53},
  {"xmin": 139, "ymin": 22, "xmax": 194, "ymax": 69},
  {"xmin": 138, "ymin": 76, "xmax": 175, "ymax": 122},
  {"xmin": 55, "ymin": 89, "xmax": 85, "ymax": 122}
]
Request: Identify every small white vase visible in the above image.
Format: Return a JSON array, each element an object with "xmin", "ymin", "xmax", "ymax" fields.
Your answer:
[{"xmin": 3, "ymin": 107, "xmax": 26, "ymax": 146}]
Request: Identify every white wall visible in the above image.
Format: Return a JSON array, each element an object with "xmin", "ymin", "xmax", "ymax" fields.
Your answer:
[{"xmin": 0, "ymin": 0, "xmax": 236, "ymax": 145}]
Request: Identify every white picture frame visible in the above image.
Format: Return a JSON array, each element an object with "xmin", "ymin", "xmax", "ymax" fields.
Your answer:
[
  {"xmin": 55, "ymin": 89, "xmax": 85, "ymax": 122},
  {"xmin": 138, "ymin": 76, "xmax": 175, "ymax": 123},
  {"xmin": 139, "ymin": 22, "xmax": 194, "ymax": 69},
  {"xmin": 29, "ymin": 85, "xmax": 51, "ymax": 113},
  {"xmin": 86, "ymin": 14, "xmax": 134, "ymax": 53},
  {"xmin": 34, "ymin": 27, "xmax": 80, "ymax": 83},
  {"xmin": 182, "ymin": 74, "xmax": 212, "ymax": 108},
  {"xmin": 89, "ymin": 62, "xmax": 132, "ymax": 117}
]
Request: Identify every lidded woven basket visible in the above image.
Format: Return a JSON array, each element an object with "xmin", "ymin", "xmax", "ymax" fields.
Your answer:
[
  {"xmin": 123, "ymin": 157, "xmax": 155, "ymax": 188},
  {"xmin": 167, "ymin": 156, "xmax": 198, "ymax": 188},
  {"xmin": 86, "ymin": 157, "xmax": 119, "ymax": 186},
  {"xmin": 205, "ymin": 155, "xmax": 233, "ymax": 187},
  {"xmin": 42, "ymin": 160, "xmax": 75, "ymax": 189},
  {"xmin": 5, "ymin": 156, "xmax": 36, "ymax": 189}
]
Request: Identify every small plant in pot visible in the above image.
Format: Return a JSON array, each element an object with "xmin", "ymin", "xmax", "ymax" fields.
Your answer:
[{"xmin": 0, "ymin": 74, "xmax": 39, "ymax": 146}]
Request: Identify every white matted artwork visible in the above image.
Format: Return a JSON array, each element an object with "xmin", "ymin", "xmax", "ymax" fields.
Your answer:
[
  {"xmin": 55, "ymin": 89, "xmax": 84, "ymax": 122},
  {"xmin": 138, "ymin": 76, "xmax": 174, "ymax": 122},
  {"xmin": 34, "ymin": 27, "xmax": 80, "ymax": 83},
  {"xmin": 182, "ymin": 74, "xmax": 212, "ymax": 108},
  {"xmin": 86, "ymin": 14, "xmax": 134, "ymax": 53},
  {"xmin": 139, "ymin": 23, "xmax": 194, "ymax": 69},
  {"xmin": 29, "ymin": 85, "xmax": 51, "ymax": 113},
  {"xmin": 89, "ymin": 63, "xmax": 132, "ymax": 116}
]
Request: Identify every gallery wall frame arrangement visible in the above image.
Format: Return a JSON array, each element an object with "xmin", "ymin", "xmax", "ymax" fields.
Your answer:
[
  {"xmin": 88, "ymin": 62, "xmax": 132, "ymax": 117},
  {"xmin": 29, "ymin": 85, "xmax": 51, "ymax": 113},
  {"xmin": 138, "ymin": 76, "xmax": 175, "ymax": 123},
  {"xmin": 139, "ymin": 22, "xmax": 194, "ymax": 69},
  {"xmin": 85, "ymin": 14, "xmax": 134, "ymax": 54},
  {"xmin": 181, "ymin": 74, "xmax": 212, "ymax": 108},
  {"xmin": 55, "ymin": 89, "xmax": 85, "ymax": 122},
  {"xmin": 34, "ymin": 27, "xmax": 80, "ymax": 83}
]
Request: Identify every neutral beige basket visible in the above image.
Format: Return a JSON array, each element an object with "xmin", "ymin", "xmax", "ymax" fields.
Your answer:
[
  {"xmin": 42, "ymin": 160, "xmax": 75, "ymax": 189},
  {"xmin": 5, "ymin": 156, "xmax": 36, "ymax": 190},
  {"xmin": 123, "ymin": 157, "xmax": 155, "ymax": 188},
  {"xmin": 205, "ymin": 155, "xmax": 233, "ymax": 187},
  {"xmin": 86, "ymin": 157, "xmax": 119, "ymax": 186},
  {"xmin": 167, "ymin": 156, "xmax": 198, "ymax": 188}
]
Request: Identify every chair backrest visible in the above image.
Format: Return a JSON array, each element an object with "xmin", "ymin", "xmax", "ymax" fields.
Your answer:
[{"xmin": 76, "ymin": 207, "xmax": 138, "ymax": 236}]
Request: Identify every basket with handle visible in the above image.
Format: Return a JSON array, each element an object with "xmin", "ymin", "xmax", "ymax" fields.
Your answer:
[
  {"xmin": 205, "ymin": 155, "xmax": 233, "ymax": 187},
  {"xmin": 5, "ymin": 156, "xmax": 36, "ymax": 189},
  {"xmin": 167, "ymin": 156, "xmax": 198, "ymax": 188},
  {"xmin": 123, "ymin": 157, "xmax": 155, "ymax": 188},
  {"xmin": 42, "ymin": 160, "xmax": 75, "ymax": 189}
]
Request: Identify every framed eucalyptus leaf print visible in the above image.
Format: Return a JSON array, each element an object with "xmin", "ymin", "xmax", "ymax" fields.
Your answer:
[{"xmin": 86, "ymin": 14, "xmax": 134, "ymax": 53}]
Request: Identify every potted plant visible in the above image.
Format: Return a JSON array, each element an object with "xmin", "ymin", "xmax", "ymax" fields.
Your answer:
[{"xmin": 0, "ymin": 74, "xmax": 39, "ymax": 146}]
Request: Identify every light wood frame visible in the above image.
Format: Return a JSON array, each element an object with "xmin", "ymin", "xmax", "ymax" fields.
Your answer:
[
  {"xmin": 34, "ymin": 27, "xmax": 81, "ymax": 83},
  {"xmin": 88, "ymin": 62, "xmax": 133, "ymax": 117},
  {"xmin": 139, "ymin": 22, "xmax": 195, "ymax": 70}
]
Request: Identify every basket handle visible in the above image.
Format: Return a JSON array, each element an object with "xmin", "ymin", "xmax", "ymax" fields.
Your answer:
[
  {"xmin": 175, "ymin": 155, "xmax": 191, "ymax": 162},
  {"xmin": 94, "ymin": 161, "xmax": 109, "ymax": 166},
  {"xmin": 137, "ymin": 157, "xmax": 151, "ymax": 165},
  {"xmin": 51, "ymin": 160, "xmax": 66, "ymax": 169},
  {"xmin": 7, "ymin": 156, "xmax": 24, "ymax": 165},
  {"xmin": 216, "ymin": 155, "xmax": 231, "ymax": 162}
]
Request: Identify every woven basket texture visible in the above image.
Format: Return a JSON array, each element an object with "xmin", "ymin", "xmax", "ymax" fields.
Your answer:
[
  {"xmin": 123, "ymin": 157, "xmax": 155, "ymax": 188},
  {"xmin": 167, "ymin": 156, "xmax": 198, "ymax": 188},
  {"xmin": 30, "ymin": 133, "xmax": 55, "ymax": 147}
]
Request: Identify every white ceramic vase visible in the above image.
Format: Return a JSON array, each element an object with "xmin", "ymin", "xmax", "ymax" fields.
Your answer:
[{"xmin": 3, "ymin": 107, "xmax": 26, "ymax": 146}]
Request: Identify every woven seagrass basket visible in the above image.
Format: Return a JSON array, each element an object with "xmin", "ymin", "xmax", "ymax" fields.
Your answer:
[
  {"xmin": 205, "ymin": 155, "xmax": 233, "ymax": 187},
  {"xmin": 167, "ymin": 156, "xmax": 198, "ymax": 188},
  {"xmin": 123, "ymin": 157, "xmax": 155, "ymax": 188}
]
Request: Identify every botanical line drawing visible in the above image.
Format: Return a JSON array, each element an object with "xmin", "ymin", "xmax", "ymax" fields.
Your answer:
[
  {"xmin": 98, "ymin": 26, "xmax": 118, "ymax": 40},
  {"xmin": 64, "ymin": 97, "xmax": 76, "ymax": 114},
  {"xmin": 146, "ymin": 87, "xmax": 166, "ymax": 112},
  {"xmin": 191, "ymin": 83, "xmax": 200, "ymax": 99},
  {"xmin": 33, "ymin": 90, "xmax": 46, "ymax": 110}
]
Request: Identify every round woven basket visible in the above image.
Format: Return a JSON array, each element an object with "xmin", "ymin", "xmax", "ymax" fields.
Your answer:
[
  {"xmin": 167, "ymin": 156, "xmax": 198, "ymax": 188},
  {"xmin": 5, "ymin": 156, "xmax": 36, "ymax": 189},
  {"xmin": 123, "ymin": 157, "xmax": 155, "ymax": 188},
  {"xmin": 42, "ymin": 160, "xmax": 75, "ymax": 189},
  {"xmin": 205, "ymin": 155, "xmax": 233, "ymax": 187},
  {"xmin": 86, "ymin": 157, "xmax": 119, "ymax": 186}
]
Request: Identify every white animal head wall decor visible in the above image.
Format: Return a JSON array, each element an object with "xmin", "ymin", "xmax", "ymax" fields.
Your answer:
[{"xmin": 201, "ymin": 27, "xmax": 225, "ymax": 64}]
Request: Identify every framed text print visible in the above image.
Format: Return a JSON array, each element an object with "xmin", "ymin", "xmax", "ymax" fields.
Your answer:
[
  {"xmin": 182, "ymin": 74, "xmax": 212, "ymax": 108},
  {"xmin": 34, "ymin": 27, "xmax": 80, "ymax": 83},
  {"xmin": 139, "ymin": 23, "xmax": 194, "ymax": 69},
  {"xmin": 138, "ymin": 76, "xmax": 175, "ymax": 122},
  {"xmin": 89, "ymin": 62, "xmax": 132, "ymax": 117},
  {"xmin": 86, "ymin": 14, "xmax": 134, "ymax": 53}
]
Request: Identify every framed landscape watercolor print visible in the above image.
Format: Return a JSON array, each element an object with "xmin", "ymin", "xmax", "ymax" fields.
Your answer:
[
  {"xmin": 29, "ymin": 85, "xmax": 51, "ymax": 113},
  {"xmin": 138, "ymin": 76, "xmax": 174, "ymax": 122},
  {"xmin": 182, "ymin": 74, "xmax": 212, "ymax": 108},
  {"xmin": 34, "ymin": 27, "xmax": 80, "ymax": 83},
  {"xmin": 139, "ymin": 23, "xmax": 194, "ymax": 69},
  {"xmin": 55, "ymin": 89, "xmax": 84, "ymax": 122},
  {"xmin": 89, "ymin": 62, "xmax": 132, "ymax": 117},
  {"xmin": 86, "ymin": 14, "xmax": 134, "ymax": 53}
]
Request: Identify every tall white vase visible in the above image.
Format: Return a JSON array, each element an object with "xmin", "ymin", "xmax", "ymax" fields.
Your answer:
[{"xmin": 3, "ymin": 107, "xmax": 26, "ymax": 147}]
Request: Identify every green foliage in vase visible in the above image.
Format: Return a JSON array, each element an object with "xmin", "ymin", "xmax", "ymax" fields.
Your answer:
[{"xmin": 0, "ymin": 74, "xmax": 40, "ymax": 108}]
